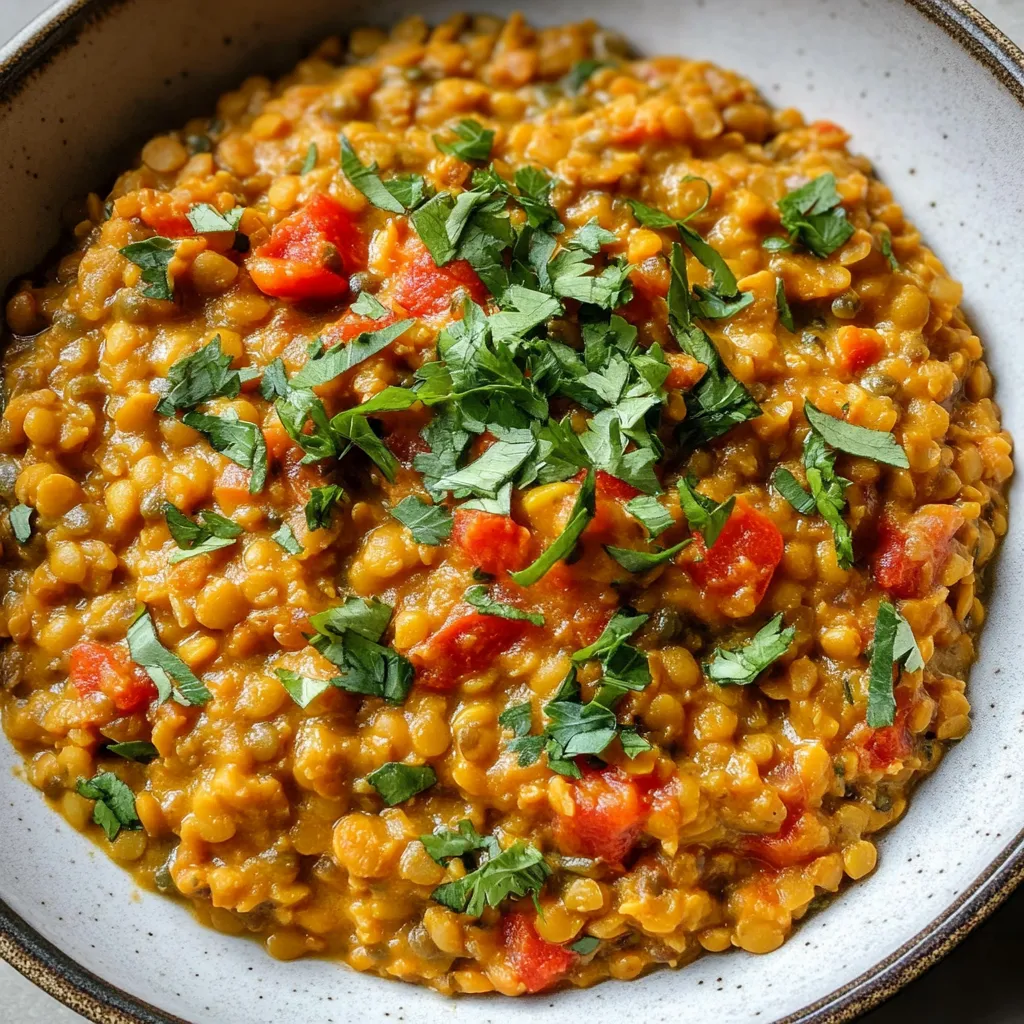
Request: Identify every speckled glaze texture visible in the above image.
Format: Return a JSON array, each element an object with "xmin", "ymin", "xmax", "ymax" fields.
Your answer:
[{"xmin": 0, "ymin": 1, "xmax": 1022, "ymax": 1022}]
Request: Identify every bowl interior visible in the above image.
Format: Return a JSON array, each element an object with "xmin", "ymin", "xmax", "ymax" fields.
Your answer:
[{"xmin": 1, "ymin": 1, "xmax": 1023, "ymax": 1022}]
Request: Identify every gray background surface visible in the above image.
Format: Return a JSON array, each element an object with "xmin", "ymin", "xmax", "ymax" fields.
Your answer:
[{"xmin": 0, "ymin": 0, "xmax": 1022, "ymax": 1021}]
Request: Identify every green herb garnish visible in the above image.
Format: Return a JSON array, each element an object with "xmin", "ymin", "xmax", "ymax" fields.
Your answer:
[
  {"xmin": 75, "ymin": 772, "xmax": 140, "ymax": 841},
  {"xmin": 704, "ymin": 613, "xmax": 795, "ymax": 686}
]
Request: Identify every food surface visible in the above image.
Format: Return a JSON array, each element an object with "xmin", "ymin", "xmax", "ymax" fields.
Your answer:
[{"xmin": 0, "ymin": 13, "xmax": 1013, "ymax": 996}]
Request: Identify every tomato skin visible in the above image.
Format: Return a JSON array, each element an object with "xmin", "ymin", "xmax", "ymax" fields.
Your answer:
[
  {"xmin": 871, "ymin": 504, "xmax": 964, "ymax": 598},
  {"xmin": 392, "ymin": 246, "xmax": 488, "ymax": 317},
  {"xmin": 451, "ymin": 509, "xmax": 532, "ymax": 575},
  {"xmin": 323, "ymin": 310, "xmax": 397, "ymax": 347},
  {"xmin": 69, "ymin": 641, "xmax": 157, "ymax": 714},
  {"xmin": 595, "ymin": 470, "xmax": 641, "ymax": 502},
  {"xmin": 410, "ymin": 612, "xmax": 532, "ymax": 690},
  {"xmin": 502, "ymin": 913, "xmax": 576, "ymax": 993},
  {"xmin": 742, "ymin": 805, "xmax": 828, "ymax": 869},
  {"xmin": 835, "ymin": 326, "xmax": 885, "ymax": 374},
  {"xmin": 863, "ymin": 716, "xmax": 912, "ymax": 770},
  {"xmin": 684, "ymin": 497, "xmax": 784, "ymax": 607},
  {"xmin": 248, "ymin": 194, "xmax": 364, "ymax": 301},
  {"xmin": 553, "ymin": 764, "xmax": 652, "ymax": 863}
]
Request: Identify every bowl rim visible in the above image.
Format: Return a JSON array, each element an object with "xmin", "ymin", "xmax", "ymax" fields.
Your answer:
[{"xmin": 0, "ymin": 0, "xmax": 1022, "ymax": 1021}]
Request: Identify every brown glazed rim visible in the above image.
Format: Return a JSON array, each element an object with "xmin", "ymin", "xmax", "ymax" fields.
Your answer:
[{"xmin": 0, "ymin": 0, "xmax": 1022, "ymax": 1021}]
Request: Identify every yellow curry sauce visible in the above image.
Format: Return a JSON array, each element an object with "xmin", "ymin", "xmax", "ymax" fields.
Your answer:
[{"xmin": 0, "ymin": 13, "xmax": 1012, "ymax": 996}]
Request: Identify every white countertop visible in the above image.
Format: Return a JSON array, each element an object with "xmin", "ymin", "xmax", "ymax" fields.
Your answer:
[{"xmin": 1, "ymin": 1, "xmax": 1022, "ymax": 1021}]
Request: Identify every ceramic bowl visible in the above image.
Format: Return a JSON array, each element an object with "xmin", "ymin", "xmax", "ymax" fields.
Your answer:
[{"xmin": 1, "ymin": 1, "xmax": 1023, "ymax": 1021}]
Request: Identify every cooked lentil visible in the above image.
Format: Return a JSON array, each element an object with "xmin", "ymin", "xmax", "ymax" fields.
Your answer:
[{"xmin": 0, "ymin": 13, "xmax": 1012, "ymax": 996}]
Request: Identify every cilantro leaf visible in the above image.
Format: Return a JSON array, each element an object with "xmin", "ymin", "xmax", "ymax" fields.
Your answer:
[
  {"xmin": 668, "ymin": 244, "xmax": 761, "ymax": 447},
  {"xmin": 804, "ymin": 401, "xmax": 909, "ymax": 468},
  {"xmin": 464, "ymin": 584, "xmax": 544, "ymax": 625},
  {"xmin": 498, "ymin": 701, "xmax": 534, "ymax": 738},
  {"xmin": 75, "ymin": 772, "xmax": 140, "ymax": 841},
  {"xmin": 156, "ymin": 336, "xmax": 245, "ymax": 416},
  {"xmin": 366, "ymin": 762, "xmax": 437, "ymax": 806},
  {"xmin": 259, "ymin": 358, "xmax": 291, "ymax": 401},
  {"xmin": 305, "ymin": 484, "xmax": 345, "ymax": 531},
  {"xmin": 605, "ymin": 539, "xmax": 689, "ymax": 572},
  {"xmin": 164, "ymin": 502, "xmax": 242, "ymax": 563},
  {"xmin": 550, "ymin": 253, "xmax": 632, "ymax": 309},
  {"xmin": 350, "ymin": 291, "xmax": 390, "ymax": 319},
  {"xmin": 271, "ymin": 523, "xmax": 303, "ymax": 555},
  {"xmin": 625, "ymin": 495, "xmax": 674, "ymax": 538},
  {"xmin": 573, "ymin": 609, "xmax": 647, "ymax": 663},
  {"xmin": 564, "ymin": 59, "xmax": 609, "ymax": 91},
  {"xmin": 677, "ymin": 476, "xmax": 735, "ymax": 548},
  {"xmin": 390, "ymin": 496, "xmax": 453, "ymax": 545},
  {"xmin": 803, "ymin": 429, "xmax": 854, "ymax": 568},
  {"xmin": 434, "ymin": 119, "xmax": 494, "ymax": 162},
  {"xmin": 775, "ymin": 277, "xmax": 795, "ymax": 332},
  {"xmin": 880, "ymin": 230, "xmax": 900, "ymax": 271},
  {"xmin": 182, "ymin": 409, "xmax": 267, "ymax": 493},
  {"xmin": 571, "ymin": 936, "xmax": 600, "ymax": 955},
  {"xmin": 300, "ymin": 142, "xmax": 318, "ymax": 174},
  {"xmin": 10, "ymin": 504, "xmax": 32, "ymax": 544},
  {"xmin": 106, "ymin": 741, "xmax": 158, "ymax": 763},
  {"xmin": 430, "ymin": 841, "xmax": 550, "ymax": 917},
  {"xmin": 433, "ymin": 433, "xmax": 537, "ymax": 501},
  {"xmin": 704, "ymin": 612, "xmax": 795, "ymax": 686},
  {"xmin": 340, "ymin": 134, "xmax": 413, "ymax": 214},
  {"xmin": 120, "ymin": 237, "xmax": 175, "ymax": 300},
  {"xmin": 127, "ymin": 607, "xmax": 211, "ymax": 706},
  {"xmin": 275, "ymin": 668, "xmax": 333, "ymax": 709},
  {"xmin": 486, "ymin": 285, "xmax": 562, "ymax": 341},
  {"xmin": 691, "ymin": 285, "xmax": 754, "ymax": 320},
  {"xmin": 421, "ymin": 819, "xmax": 499, "ymax": 863},
  {"xmin": 777, "ymin": 174, "xmax": 855, "ymax": 258},
  {"xmin": 867, "ymin": 601, "xmax": 923, "ymax": 727},
  {"xmin": 510, "ymin": 469, "xmax": 595, "ymax": 586},
  {"xmin": 307, "ymin": 598, "xmax": 413, "ymax": 704},
  {"xmin": 291, "ymin": 318, "xmax": 414, "ymax": 389},
  {"xmin": 771, "ymin": 466, "xmax": 816, "ymax": 514},
  {"xmin": 186, "ymin": 203, "xmax": 244, "ymax": 233}
]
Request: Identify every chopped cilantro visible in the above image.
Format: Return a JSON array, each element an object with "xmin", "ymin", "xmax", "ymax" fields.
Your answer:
[
  {"xmin": 433, "ymin": 119, "xmax": 494, "ymax": 162},
  {"xmin": 181, "ymin": 409, "xmax": 267, "ymax": 493},
  {"xmin": 677, "ymin": 476, "xmax": 735, "ymax": 548},
  {"xmin": 777, "ymin": 173, "xmax": 855, "ymax": 258},
  {"xmin": 867, "ymin": 601, "xmax": 924, "ymax": 727},
  {"xmin": 127, "ymin": 607, "xmax": 211, "ymax": 706},
  {"xmin": 704, "ymin": 613, "xmax": 795, "ymax": 686},
  {"xmin": 75, "ymin": 772, "xmax": 140, "ymax": 841},
  {"xmin": 271, "ymin": 523, "xmax": 303, "ymax": 555},
  {"xmin": 366, "ymin": 762, "xmax": 437, "ymax": 805},
  {"xmin": 9, "ymin": 504, "xmax": 32, "ymax": 544},
  {"xmin": 464, "ymin": 584, "xmax": 544, "ymax": 625},
  {"xmin": 305, "ymin": 485, "xmax": 345, "ymax": 531},
  {"xmin": 390, "ymin": 496, "xmax": 453, "ymax": 545},
  {"xmin": 119, "ymin": 237, "xmax": 176, "ymax": 301}
]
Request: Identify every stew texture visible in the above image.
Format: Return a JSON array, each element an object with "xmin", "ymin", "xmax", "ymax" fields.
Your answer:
[{"xmin": 0, "ymin": 13, "xmax": 1012, "ymax": 996}]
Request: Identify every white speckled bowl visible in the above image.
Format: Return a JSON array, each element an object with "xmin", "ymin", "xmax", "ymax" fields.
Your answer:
[{"xmin": 0, "ymin": 1, "xmax": 1022, "ymax": 1021}]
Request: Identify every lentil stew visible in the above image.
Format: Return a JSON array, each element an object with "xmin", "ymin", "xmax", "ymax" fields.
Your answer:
[{"xmin": 0, "ymin": 12, "xmax": 1013, "ymax": 997}]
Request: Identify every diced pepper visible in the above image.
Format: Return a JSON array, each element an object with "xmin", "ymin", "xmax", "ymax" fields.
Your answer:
[
  {"xmin": 248, "ymin": 193, "xmax": 364, "ymax": 301},
  {"xmin": 501, "ymin": 913, "xmax": 576, "ymax": 993},
  {"xmin": 553, "ymin": 764, "xmax": 652, "ymax": 863},
  {"xmin": 684, "ymin": 497, "xmax": 784, "ymax": 608},
  {"xmin": 392, "ymin": 245, "xmax": 488, "ymax": 317},
  {"xmin": 69, "ymin": 641, "xmax": 157, "ymax": 714},
  {"xmin": 452, "ymin": 509, "xmax": 532, "ymax": 575},
  {"xmin": 410, "ymin": 612, "xmax": 532, "ymax": 690}
]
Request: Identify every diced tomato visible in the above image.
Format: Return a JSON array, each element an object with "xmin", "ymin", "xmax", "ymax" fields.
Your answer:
[
  {"xmin": 665, "ymin": 350, "xmax": 707, "ymax": 391},
  {"xmin": 743, "ymin": 805, "xmax": 829, "ymax": 869},
  {"xmin": 248, "ymin": 193, "xmax": 364, "ymax": 301},
  {"xmin": 501, "ymin": 913, "xmax": 576, "ymax": 994},
  {"xmin": 872, "ymin": 504, "xmax": 964, "ymax": 598},
  {"xmin": 392, "ymin": 245, "xmax": 488, "ymax": 317},
  {"xmin": 629, "ymin": 255, "xmax": 670, "ymax": 300},
  {"xmin": 809, "ymin": 119, "xmax": 851, "ymax": 146},
  {"xmin": 410, "ymin": 612, "xmax": 532, "ymax": 690},
  {"xmin": 595, "ymin": 470, "xmax": 641, "ymax": 502},
  {"xmin": 452, "ymin": 509, "xmax": 532, "ymax": 575},
  {"xmin": 69, "ymin": 641, "xmax": 157, "ymax": 714},
  {"xmin": 385, "ymin": 428, "xmax": 430, "ymax": 467},
  {"xmin": 684, "ymin": 497, "xmax": 784, "ymax": 608},
  {"xmin": 322, "ymin": 310, "xmax": 397, "ymax": 347},
  {"xmin": 834, "ymin": 326, "xmax": 885, "ymax": 374},
  {"xmin": 553, "ymin": 764, "xmax": 652, "ymax": 863},
  {"xmin": 863, "ymin": 716, "xmax": 912, "ymax": 770}
]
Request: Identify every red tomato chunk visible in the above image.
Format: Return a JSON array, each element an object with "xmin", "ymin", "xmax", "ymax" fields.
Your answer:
[
  {"xmin": 685, "ymin": 497, "xmax": 783, "ymax": 607},
  {"xmin": 872, "ymin": 504, "xmax": 964, "ymax": 598},
  {"xmin": 410, "ymin": 613, "xmax": 532, "ymax": 690},
  {"xmin": 69, "ymin": 641, "xmax": 156, "ymax": 714},
  {"xmin": 248, "ymin": 194, "xmax": 364, "ymax": 301},
  {"xmin": 501, "ymin": 913, "xmax": 576, "ymax": 993},
  {"xmin": 742, "ymin": 805, "xmax": 829, "ymax": 869},
  {"xmin": 392, "ymin": 245, "xmax": 488, "ymax": 317},
  {"xmin": 452, "ymin": 509, "xmax": 532, "ymax": 575},
  {"xmin": 553, "ymin": 764, "xmax": 652, "ymax": 863}
]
